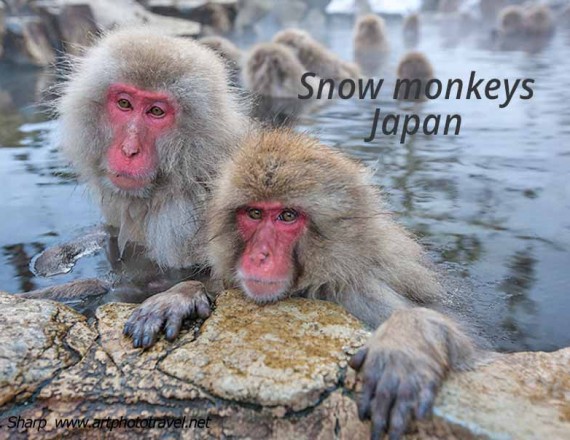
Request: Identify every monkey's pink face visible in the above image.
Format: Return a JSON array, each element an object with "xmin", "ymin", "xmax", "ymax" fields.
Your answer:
[
  {"xmin": 105, "ymin": 83, "xmax": 177, "ymax": 192},
  {"xmin": 236, "ymin": 201, "xmax": 307, "ymax": 303}
]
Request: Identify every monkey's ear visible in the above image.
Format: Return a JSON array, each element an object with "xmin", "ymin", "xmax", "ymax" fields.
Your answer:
[{"xmin": 348, "ymin": 346, "xmax": 369, "ymax": 371}]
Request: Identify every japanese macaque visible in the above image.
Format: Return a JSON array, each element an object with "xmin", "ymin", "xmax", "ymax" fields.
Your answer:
[
  {"xmin": 244, "ymin": 42, "xmax": 316, "ymax": 99},
  {"xmin": 273, "ymin": 28, "xmax": 361, "ymax": 81},
  {"xmin": 202, "ymin": 129, "xmax": 476, "ymax": 439},
  {"xmin": 198, "ymin": 35, "xmax": 242, "ymax": 84},
  {"xmin": 396, "ymin": 51, "xmax": 434, "ymax": 101},
  {"xmin": 353, "ymin": 14, "xmax": 389, "ymax": 75},
  {"xmin": 524, "ymin": 4, "xmax": 555, "ymax": 38},
  {"xmin": 494, "ymin": 5, "xmax": 554, "ymax": 51},
  {"xmin": 244, "ymin": 43, "xmax": 328, "ymax": 126},
  {"xmin": 403, "ymin": 13, "xmax": 420, "ymax": 48},
  {"xmin": 497, "ymin": 6, "xmax": 526, "ymax": 38},
  {"xmin": 26, "ymin": 28, "xmax": 249, "ymax": 318}
]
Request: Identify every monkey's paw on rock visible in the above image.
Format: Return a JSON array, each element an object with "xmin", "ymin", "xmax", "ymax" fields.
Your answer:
[{"xmin": 0, "ymin": 292, "xmax": 569, "ymax": 440}]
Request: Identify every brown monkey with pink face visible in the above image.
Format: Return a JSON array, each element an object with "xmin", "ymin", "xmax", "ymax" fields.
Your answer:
[
  {"xmin": 205, "ymin": 129, "xmax": 476, "ymax": 440},
  {"xmin": 28, "ymin": 28, "xmax": 249, "ymax": 337}
]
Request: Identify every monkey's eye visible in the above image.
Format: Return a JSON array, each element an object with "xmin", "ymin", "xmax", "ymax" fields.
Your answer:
[
  {"xmin": 148, "ymin": 106, "xmax": 165, "ymax": 118},
  {"xmin": 278, "ymin": 209, "xmax": 298, "ymax": 223},
  {"xmin": 247, "ymin": 208, "xmax": 263, "ymax": 220},
  {"xmin": 117, "ymin": 98, "xmax": 132, "ymax": 110}
]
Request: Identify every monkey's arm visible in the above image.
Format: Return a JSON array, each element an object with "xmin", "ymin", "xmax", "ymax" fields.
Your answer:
[
  {"xmin": 123, "ymin": 281, "xmax": 213, "ymax": 348},
  {"xmin": 338, "ymin": 286, "xmax": 475, "ymax": 440},
  {"xmin": 20, "ymin": 278, "xmax": 110, "ymax": 301},
  {"xmin": 32, "ymin": 226, "xmax": 110, "ymax": 277}
]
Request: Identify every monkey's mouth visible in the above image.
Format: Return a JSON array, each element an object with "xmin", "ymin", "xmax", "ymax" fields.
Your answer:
[
  {"xmin": 239, "ymin": 277, "xmax": 290, "ymax": 302},
  {"xmin": 108, "ymin": 173, "xmax": 153, "ymax": 191}
]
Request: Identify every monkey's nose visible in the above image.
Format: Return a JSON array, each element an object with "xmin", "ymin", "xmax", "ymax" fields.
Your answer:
[
  {"xmin": 121, "ymin": 144, "xmax": 140, "ymax": 158},
  {"xmin": 252, "ymin": 251, "xmax": 270, "ymax": 266}
]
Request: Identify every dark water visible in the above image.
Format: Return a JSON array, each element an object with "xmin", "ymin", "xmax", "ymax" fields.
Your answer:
[{"xmin": 0, "ymin": 17, "xmax": 568, "ymax": 352}]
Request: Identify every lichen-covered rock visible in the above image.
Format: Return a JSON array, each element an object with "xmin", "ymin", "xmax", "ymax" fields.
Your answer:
[
  {"xmin": 0, "ymin": 291, "xmax": 568, "ymax": 439},
  {"xmin": 160, "ymin": 290, "xmax": 369, "ymax": 411},
  {"xmin": 433, "ymin": 349, "xmax": 570, "ymax": 439},
  {"xmin": 0, "ymin": 294, "xmax": 96, "ymax": 407}
]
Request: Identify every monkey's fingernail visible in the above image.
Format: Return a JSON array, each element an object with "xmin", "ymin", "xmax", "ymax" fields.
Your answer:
[
  {"xmin": 133, "ymin": 337, "xmax": 142, "ymax": 348},
  {"xmin": 142, "ymin": 335, "xmax": 154, "ymax": 348},
  {"xmin": 165, "ymin": 326, "xmax": 177, "ymax": 341},
  {"xmin": 123, "ymin": 324, "xmax": 131, "ymax": 335}
]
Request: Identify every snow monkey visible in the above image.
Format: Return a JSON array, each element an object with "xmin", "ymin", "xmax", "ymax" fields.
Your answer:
[
  {"xmin": 26, "ymin": 27, "xmax": 249, "ymax": 318},
  {"xmin": 353, "ymin": 14, "xmax": 389, "ymax": 74},
  {"xmin": 127, "ymin": 128, "xmax": 477, "ymax": 439},
  {"xmin": 273, "ymin": 28, "xmax": 361, "ymax": 81}
]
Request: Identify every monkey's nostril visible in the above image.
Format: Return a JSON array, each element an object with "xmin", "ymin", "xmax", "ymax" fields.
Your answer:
[{"xmin": 121, "ymin": 146, "xmax": 140, "ymax": 157}]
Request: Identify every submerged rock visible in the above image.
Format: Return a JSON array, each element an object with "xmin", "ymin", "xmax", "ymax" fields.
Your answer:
[{"xmin": 0, "ymin": 290, "xmax": 568, "ymax": 439}]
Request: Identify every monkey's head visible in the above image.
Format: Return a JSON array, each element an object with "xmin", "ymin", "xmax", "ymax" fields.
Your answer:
[
  {"xmin": 245, "ymin": 43, "xmax": 305, "ymax": 97},
  {"xmin": 524, "ymin": 5, "xmax": 554, "ymax": 36},
  {"xmin": 397, "ymin": 51, "xmax": 434, "ymax": 82},
  {"xmin": 355, "ymin": 14, "xmax": 387, "ymax": 45},
  {"xmin": 58, "ymin": 28, "xmax": 246, "ymax": 198},
  {"xmin": 498, "ymin": 6, "xmax": 525, "ymax": 36},
  {"xmin": 208, "ymin": 129, "xmax": 382, "ymax": 303},
  {"xmin": 272, "ymin": 28, "xmax": 312, "ymax": 58}
]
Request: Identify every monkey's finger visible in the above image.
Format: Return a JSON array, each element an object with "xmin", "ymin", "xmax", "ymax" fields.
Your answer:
[
  {"xmin": 123, "ymin": 308, "xmax": 144, "ymax": 337},
  {"xmin": 194, "ymin": 296, "xmax": 212, "ymax": 319},
  {"xmin": 415, "ymin": 381, "xmax": 438, "ymax": 420},
  {"xmin": 358, "ymin": 371, "xmax": 378, "ymax": 420},
  {"xmin": 165, "ymin": 312, "xmax": 185, "ymax": 342},
  {"xmin": 387, "ymin": 384, "xmax": 415, "ymax": 440},
  {"xmin": 128, "ymin": 313, "xmax": 165, "ymax": 348},
  {"xmin": 370, "ymin": 373, "xmax": 399, "ymax": 439},
  {"xmin": 349, "ymin": 346, "xmax": 369, "ymax": 371}
]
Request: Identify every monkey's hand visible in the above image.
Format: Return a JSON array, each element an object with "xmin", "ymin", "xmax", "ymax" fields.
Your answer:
[
  {"xmin": 349, "ymin": 308, "xmax": 473, "ymax": 440},
  {"xmin": 123, "ymin": 281, "xmax": 211, "ymax": 349}
]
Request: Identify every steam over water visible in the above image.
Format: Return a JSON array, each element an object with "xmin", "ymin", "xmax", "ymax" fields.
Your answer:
[{"xmin": 0, "ymin": 16, "xmax": 568, "ymax": 352}]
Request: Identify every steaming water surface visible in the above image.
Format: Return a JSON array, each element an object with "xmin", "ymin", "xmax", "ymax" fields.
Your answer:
[{"xmin": 0, "ymin": 17, "xmax": 568, "ymax": 352}]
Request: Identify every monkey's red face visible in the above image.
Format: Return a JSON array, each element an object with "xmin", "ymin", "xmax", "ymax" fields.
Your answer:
[
  {"xmin": 236, "ymin": 201, "xmax": 307, "ymax": 302},
  {"xmin": 105, "ymin": 83, "xmax": 177, "ymax": 192}
]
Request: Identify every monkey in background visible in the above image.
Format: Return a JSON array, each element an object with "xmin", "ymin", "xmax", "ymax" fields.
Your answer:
[
  {"xmin": 396, "ymin": 51, "xmax": 434, "ymax": 101},
  {"xmin": 497, "ymin": 5, "xmax": 527, "ymax": 39},
  {"xmin": 403, "ymin": 13, "xmax": 420, "ymax": 48},
  {"xmin": 273, "ymin": 28, "xmax": 361, "ymax": 82},
  {"xmin": 353, "ymin": 14, "xmax": 390, "ymax": 75},
  {"xmin": 244, "ymin": 42, "xmax": 322, "ymax": 99},
  {"xmin": 126, "ymin": 128, "xmax": 477, "ymax": 439},
  {"xmin": 243, "ymin": 42, "xmax": 330, "ymax": 126},
  {"xmin": 524, "ymin": 4, "xmax": 555, "ymax": 38},
  {"xmin": 198, "ymin": 35, "xmax": 243, "ymax": 85},
  {"xmin": 494, "ymin": 4, "xmax": 555, "ymax": 51},
  {"xmin": 26, "ymin": 28, "xmax": 250, "ymax": 328}
]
